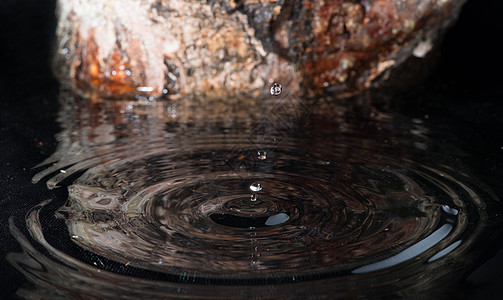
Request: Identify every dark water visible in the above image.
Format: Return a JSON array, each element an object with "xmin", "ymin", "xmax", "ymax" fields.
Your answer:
[
  {"xmin": 2, "ymin": 0, "xmax": 503, "ymax": 299},
  {"xmin": 5, "ymin": 87, "xmax": 502, "ymax": 299}
]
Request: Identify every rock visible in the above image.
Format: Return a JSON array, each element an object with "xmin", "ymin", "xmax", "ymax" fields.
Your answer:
[{"xmin": 54, "ymin": 0, "xmax": 468, "ymax": 100}]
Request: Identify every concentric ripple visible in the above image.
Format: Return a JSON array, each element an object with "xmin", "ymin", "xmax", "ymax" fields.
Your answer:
[{"xmin": 8, "ymin": 90, "xmax": 501, "ymax": 298}]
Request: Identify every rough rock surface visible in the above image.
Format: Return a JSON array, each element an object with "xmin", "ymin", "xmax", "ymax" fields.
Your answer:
[{"xmin": 54, "ymin": 0, "xmax": 468, "ymax": 99}]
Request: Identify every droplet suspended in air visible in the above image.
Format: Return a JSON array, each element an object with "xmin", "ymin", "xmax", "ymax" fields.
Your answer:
[
  {"xmin": 250, "ymin": 193, "xmax": 258, "ymax": 202},
  {"xmin": 250, "ymin": 182, "xmax": 262, "ymax": 192},
  {"xmin": 270, "ymin": 83, "xmax": 282, "ymax": 96},
  {"xmin": 257, "ymin": 150, "xmax": 267, "ymax": 160}
]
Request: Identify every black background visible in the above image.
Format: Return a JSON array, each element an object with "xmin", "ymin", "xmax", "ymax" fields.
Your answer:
[{"xmin": 0, "ymin": 0, "xmax": 502, "ymax": 298}]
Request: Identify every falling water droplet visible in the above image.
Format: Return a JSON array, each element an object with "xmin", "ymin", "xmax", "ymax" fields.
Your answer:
[
  {"xmin": 250, "ymin": 182, "xmax": 262, "ymax": 192},
  {"xmin": 257, "ymin": 150, "xmax": 267, "ymax": 160},
  {"xmin": 270, "ymin": 83, "xmax": 282, "ymax": 96},
  {"xmin": 250, "ymin": 193, "xmax": 258, "ymax": 202}
]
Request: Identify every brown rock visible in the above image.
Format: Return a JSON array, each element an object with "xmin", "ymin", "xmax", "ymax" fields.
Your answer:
[{"xmin": 54, "ymin": 0, "xmax": 467, "ymax": 100}]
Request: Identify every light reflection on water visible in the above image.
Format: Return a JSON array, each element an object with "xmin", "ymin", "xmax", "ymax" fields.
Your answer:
[{"xmin": 7, "ymin": 89, "xmax": 500, "ymax": 298}]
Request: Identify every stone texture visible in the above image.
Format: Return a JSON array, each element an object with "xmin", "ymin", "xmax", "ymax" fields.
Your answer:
[{"xmin": 54, "ymin": 0, "xmax": 468, "ymax": 100}]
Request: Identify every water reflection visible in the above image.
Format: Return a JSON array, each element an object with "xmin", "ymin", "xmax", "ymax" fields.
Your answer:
[
  {"xmin": 8, "ymin": 89, "xmax": 500, "ymax": 298},
  {"xmin": 352, "ymin": 224, "xmax": 453, "ymax": 274}
]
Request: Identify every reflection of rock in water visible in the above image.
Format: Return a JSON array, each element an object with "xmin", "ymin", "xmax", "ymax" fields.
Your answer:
[{"xmin": 8, "ymin": 90, "xmax": 501, "ymax": 298}]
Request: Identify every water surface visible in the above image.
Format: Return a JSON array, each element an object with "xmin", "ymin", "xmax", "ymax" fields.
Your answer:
[{"xmin": 7, "ymin": 88, "xmax": 502, "ymax": 298}]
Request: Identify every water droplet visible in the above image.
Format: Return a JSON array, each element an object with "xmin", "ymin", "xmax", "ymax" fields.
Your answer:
[
  {"xmin": 250, "ymin": 193, "xmax": 258, "ymax": 202},
  {"xmin": 270, "ymin": 83, "xmax": 282, "ymax": 96},
  {"xmin": 257, "ymin": 150, "xmax": 267, "ymax": 160},
  {"xmin": 249, "ymin": 182, "xmax": 262, "ymax": 192}
]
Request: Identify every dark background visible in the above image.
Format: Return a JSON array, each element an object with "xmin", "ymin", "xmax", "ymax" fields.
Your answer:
[{"xmin": 0, "ymin": 0, "xmax": 502, "ymax": 298}]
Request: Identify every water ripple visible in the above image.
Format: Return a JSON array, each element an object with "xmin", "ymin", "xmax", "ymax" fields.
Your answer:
[{"xmin": 8, "ymin": 90, "xmax": 501, "ymax": 298}]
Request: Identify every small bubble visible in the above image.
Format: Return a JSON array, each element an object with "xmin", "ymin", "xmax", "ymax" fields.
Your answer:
[
  {"xmin": 257, "ymin": 150, "xmax": 267, "ymax": 160},
  {"xmin": 270, "ymin": 83, "xmax": 282, "ymax": 96},
  {"xmin": 250, "ymin": 193, "xmax": 258, "ymax": 202},
  {"xmin": 250, "ymin": 182, "xmax": 262, "ymax": 192}
]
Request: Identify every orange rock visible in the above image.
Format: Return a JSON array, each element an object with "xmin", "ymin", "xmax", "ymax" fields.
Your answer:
[{"xmin": 54, "ymin": 0, "xmax": 468, "ymax": 100}]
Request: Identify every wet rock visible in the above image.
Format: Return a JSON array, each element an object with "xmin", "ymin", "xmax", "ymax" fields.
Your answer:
[{"xmin": 54, "ymin": 0, "xmax": 468, "ymax": 99}]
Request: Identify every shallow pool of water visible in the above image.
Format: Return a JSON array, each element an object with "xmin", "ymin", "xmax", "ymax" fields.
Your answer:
[
  {"xmin": 4, "ymin": 87, "xmax": 502, "ymax": 298},
  {"xmin": 1, "ymin": 0, "xmax": 503, "ymax": 299}
]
